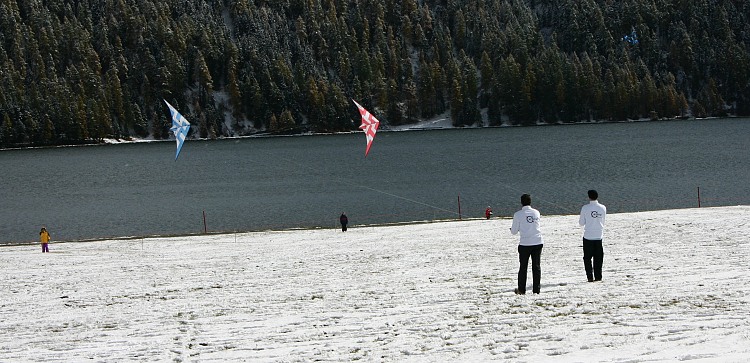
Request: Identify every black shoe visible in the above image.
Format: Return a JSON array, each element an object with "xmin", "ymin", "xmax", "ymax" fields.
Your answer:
[
  {"xmin": 594, "ymin": 278, "xmax": 602, "ymax": 282},
  {"xmin": 514, "ymin": 288, "xmax": 525, "ymax": 295},
  {"xmin": 587, "ymin": 278, "xmax": 594, "ymax": 282}
]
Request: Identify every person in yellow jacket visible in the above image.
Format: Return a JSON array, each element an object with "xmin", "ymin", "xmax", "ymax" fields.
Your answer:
[{"xmin": 40, "ymin": 227, "xmax": 51, "ymax": 253}]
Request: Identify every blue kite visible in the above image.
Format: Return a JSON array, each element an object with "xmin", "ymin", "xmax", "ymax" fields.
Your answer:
[{"xmin": 164, "ymin": 100, "xmax": 191, "ymax": 160}]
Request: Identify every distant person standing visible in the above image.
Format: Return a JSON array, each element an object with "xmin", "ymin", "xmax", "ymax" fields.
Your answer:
[
  {"xmin": 579, "ymin": 190, "xmax": 607, "ymax": 282},
  {"xmin": 39, "ymin": 227, "xmax": 51, "ymax": 253},
  {"xmin": 510, "ymin": 194, "xmax": 543, "ymax": 294},
  {"xmin": 339, "ymin": 212, "xmax": 348, "ymax": 232},
  {"xmin": 485, "ymin": 206, "xmax": 493, "ymax": 219}
]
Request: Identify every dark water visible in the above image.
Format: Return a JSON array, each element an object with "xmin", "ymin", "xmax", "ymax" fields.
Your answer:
[{"xmin": 1, "ymin": 119, "xmax": 748, "ymax": 244}]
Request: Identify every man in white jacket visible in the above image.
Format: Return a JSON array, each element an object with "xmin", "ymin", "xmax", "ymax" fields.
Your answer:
[
  {"xmin": 510, "ymin": 194, "xmax": 543, "ymax": 294},
  {"xmin": 579, "ymin": 190, "xmax": 607, "ymax": 282}
]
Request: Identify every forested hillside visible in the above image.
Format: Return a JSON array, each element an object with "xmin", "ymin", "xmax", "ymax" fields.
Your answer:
[{"xmin": 1, "ymin": 0, "xmax": 748, "ymax": 147}]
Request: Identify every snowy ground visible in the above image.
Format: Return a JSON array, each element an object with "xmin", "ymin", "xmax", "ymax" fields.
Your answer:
[
  {"xmin": 388, "ymin": 112, "xmax": 455, "ymax": 130},
  {"xmin": 2, "ymin": 206, "xmax": 749, "ymax": 362}
]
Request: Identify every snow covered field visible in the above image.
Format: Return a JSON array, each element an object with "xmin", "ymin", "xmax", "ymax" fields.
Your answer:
[{"xmin": 2, "ymin": 206, "xmax": 749, "ymax": 362}]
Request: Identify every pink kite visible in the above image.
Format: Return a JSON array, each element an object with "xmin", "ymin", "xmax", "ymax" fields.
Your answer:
[{"xmin": 352, "ymin": 99, "xmax": 381, "ymax": 157}]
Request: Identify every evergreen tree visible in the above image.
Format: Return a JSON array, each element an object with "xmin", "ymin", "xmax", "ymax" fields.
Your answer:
[{"xmin": 1, "ymin": 0, "xmax": 749, "ymax": 147}]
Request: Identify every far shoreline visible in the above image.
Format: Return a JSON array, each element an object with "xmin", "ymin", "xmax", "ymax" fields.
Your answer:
[{"xmin": 0, "ymin": 116, "xmax": 736, "ymax": 152}]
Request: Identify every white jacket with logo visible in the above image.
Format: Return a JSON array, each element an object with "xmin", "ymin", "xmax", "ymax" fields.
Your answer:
[
  {"xmin": 511, "ymin": 206, "xmax": 543, "ymax": 246},
  {"xmin": 579, "ymin": 200, "xmax": 607, "ymax": 240}
]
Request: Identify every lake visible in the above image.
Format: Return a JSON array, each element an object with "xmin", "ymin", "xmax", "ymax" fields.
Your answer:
[{"xmin": 1, "ymin": 118, "xmax": 748, "ymax": 244}]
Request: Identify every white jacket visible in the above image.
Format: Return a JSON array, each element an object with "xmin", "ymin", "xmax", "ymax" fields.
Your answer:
[
  {"xmin": 511, "ymin": 206, "xmax": 543, "ymax": 246},
  {"xmin": 579, "ymin": 200, "xmax": 606, "ymax": 240}
]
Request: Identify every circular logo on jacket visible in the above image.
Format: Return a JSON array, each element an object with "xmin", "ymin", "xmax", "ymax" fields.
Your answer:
[
  {"xmin": 526, "ymin": 216, "xmax": 534, "ymax": 223},
  {"xmin": 591, "ymin": 211, "xmax": 601, "ymax": 218}
]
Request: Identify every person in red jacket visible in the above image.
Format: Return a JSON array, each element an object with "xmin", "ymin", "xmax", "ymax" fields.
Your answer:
[{"xmin": 485, "ymin": 206, "xmax": 493, "ymax": 219}]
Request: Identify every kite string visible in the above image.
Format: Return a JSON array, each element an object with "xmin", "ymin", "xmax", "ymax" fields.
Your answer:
[
  {"xmin": 282, "ymin": 149, "xmax": 577, "ymax": 218},
  {"xmin": 254, "ymin": 138, "xmax": 578, "ymax": 219},
  {"xmin": 272, "ymin": 154, "xmax": 462, "ymax": 217},
  {"xmin": 341, "ymin": 179, "xmax": 460, "ymax": 217},
  {"xmin": 447, "ymin": 153, "xmax": 580, "ymax": 215},
  {"xmin": 489, "ymin": 177, "xmax": 579, "ymax": 215}
]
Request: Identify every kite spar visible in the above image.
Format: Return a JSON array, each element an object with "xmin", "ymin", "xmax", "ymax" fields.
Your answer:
[
  {"xmin": 352, "ymin": 99, "xmax": 380, "ymax": 157},
  {"xmin": 164, "ymin": 100, "xmax": 191, "ymax": 160}
]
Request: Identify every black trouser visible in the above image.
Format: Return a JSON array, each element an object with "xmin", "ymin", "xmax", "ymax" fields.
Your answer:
[
  {"xmin": 518, "ymin": 244, "xmax": 543, "ymax": 294},
  {"xmin": 583, "ymin": 238, "xmax": 604, "ymax": 281}
]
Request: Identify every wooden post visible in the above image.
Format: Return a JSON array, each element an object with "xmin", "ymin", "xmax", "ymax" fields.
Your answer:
[
  {"xmin": 697, "ymin": 187, "xmax": 701, "ymax": 208},
  {"xmin": 203, "ymin": 210, "xmax": 208, "ymax": 233},
  {"xmin": 458, "ymin": 194, "xmax": 462, "ymax": 220}
]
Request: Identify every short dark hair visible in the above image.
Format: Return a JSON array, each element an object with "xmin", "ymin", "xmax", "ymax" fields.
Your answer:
[
  {"xmin": 521, "ymin": 194, "xmax": 531, "ymax": 206},
  {"xmin": 588, "ymin": 190, "xmax": 598, "ymax": 200}
]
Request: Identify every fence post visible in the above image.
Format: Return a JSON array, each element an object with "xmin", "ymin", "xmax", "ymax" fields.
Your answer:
[
  {"xmin": 457, "ymin": 194, "xmax": 462, "ymax": 220},
  {"xmin": 697, "ymin": 187, "xmax": 701, "ymax": 208},
  {"xmin": 203, "ymin": 210, "xmax": 208, "ymax": 233}
]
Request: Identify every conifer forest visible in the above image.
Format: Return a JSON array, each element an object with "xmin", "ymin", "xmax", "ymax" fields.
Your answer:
[{"xmin": 1, "ymin": 0, "xmax": 748, "ymax": 147}]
